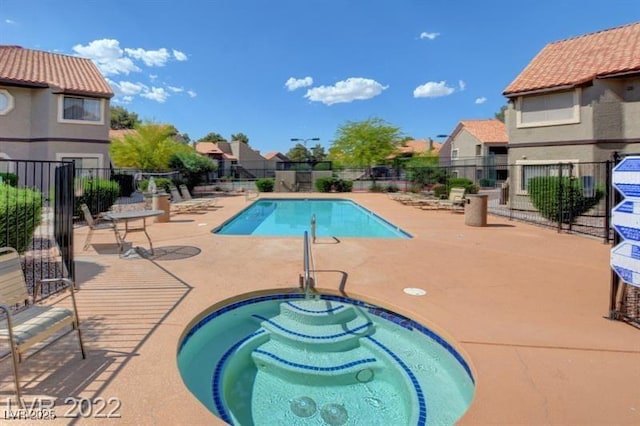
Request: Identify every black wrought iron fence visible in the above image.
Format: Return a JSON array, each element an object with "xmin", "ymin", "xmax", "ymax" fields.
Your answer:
[{"xmin": 0, "ymin": 159, "xmax": 74, "ymax": 297}]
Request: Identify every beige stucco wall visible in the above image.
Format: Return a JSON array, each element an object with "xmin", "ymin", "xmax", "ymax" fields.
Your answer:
[
  {"xmin": 0, "ymin": 85, "xmax": 111, "ymax": 166},
  {"xmin": 506, "ymin": 76, "xmax": 640, "ymax": 164}
]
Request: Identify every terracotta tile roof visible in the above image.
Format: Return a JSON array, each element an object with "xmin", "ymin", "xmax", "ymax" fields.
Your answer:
[
  {"xmin": 0, "ymin": 45, "xmax": 113, "ymax": 97},
  {"xmin": 459, "ymin": 119, "xmax": 508, "ymax": 144},
  {"xmin": 504, "ymin": 22, "xmax": 640, "ymax": 96},
  {"xmin": 194, "ymin": 141, "xmax": 223, "ymax": 154},
  {"xmin": 264, "ymin": 151, "xmax": 289, "ymax": 160}
]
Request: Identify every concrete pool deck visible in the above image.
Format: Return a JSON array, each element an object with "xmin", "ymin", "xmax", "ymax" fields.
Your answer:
[{"xmin": 1, "ymin": 192, "xmax": 638, "ymax": 425}]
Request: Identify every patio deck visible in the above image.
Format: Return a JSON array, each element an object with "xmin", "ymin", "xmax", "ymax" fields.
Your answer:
[{"xmin": 1, "ymin": 193, "xmax": 638, "ymax": 425}]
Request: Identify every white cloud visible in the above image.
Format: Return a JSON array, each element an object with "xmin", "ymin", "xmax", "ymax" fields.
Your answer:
[
  {"xmin": 413, "ymin": 81, "xmax": 455, "ymax": 98},
  {"xmin": 475, "ymin": 97, "xmax": 487, "ymax": 104},
  {"xmin": 5, "ymin": 19, "xmax": 17, "ymax": 25},
  {"xmin": 458, "ymin": 80, "xmax": 466, "ymax": 91},
  {"xmin": 110, "ymin": 80, "xmax": 147, "ymax": 96},
  {"xmin": 168, "ymin": 86, "xmax": 184, "ymax": 93},
  {"xmin": 141, "ymin": 86, "xmax": 169, "ymax": 103},
  {"xmin": 285, "ymin": 77, "xmax": 313, "ymax": 91},
  {"xmin": 304, "ymin": 77, "xmax": 387, "ymax": 105},
  {"xmin": 420, "ymin": 31, "xmax": 440, "ymax": 40},
  {"xmin": 187, "ymin": 90, "xmax": 197, "ymax": 98},
  {"xmin": 173, "ymin": 49, "xmax": 187, "ymax": 61},
  {"xmin": 149, "ymin": 74, "xmax": 158, "ymax": 81},
  {"xmin": 73, "ymin": 39, "xmax": 140, "ymax": 75},
  {"xmin": 124, "ymin": 47, "xmax": 170, "ymax": 67}
]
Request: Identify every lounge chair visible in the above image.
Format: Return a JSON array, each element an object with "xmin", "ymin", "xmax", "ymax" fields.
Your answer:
[
  {"xmin": 179, "ymin": 184, "xmax": 219, "ymax": 209},
  {"xmin": 169, "ymin": 186, "xmax": 210, "ymax": 213},
  {"xmin": 81, "ymin": 203, "xmax": 122, "ymax": 251},
  {"xmin": 0, "ymin": 247, "xmax": 85, "ymax": 404},
  {"xmin": 436, "ymin": 187, "xmax": 467, "ymax": 211}
]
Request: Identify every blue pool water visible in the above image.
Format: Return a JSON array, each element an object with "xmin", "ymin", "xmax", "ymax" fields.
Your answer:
[
  {"xmin": 212, "ymin": 198, "xmax": 411, "ymax": 238},
  {"xmin": 178, "ymin": 292, "xmax": 475, "ymax": 425}
]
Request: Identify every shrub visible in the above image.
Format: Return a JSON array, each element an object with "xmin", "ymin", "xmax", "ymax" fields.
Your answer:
[
  {"xmin": 75, "ymin": 177, "xmax": 120, "ymax": 217},
  {"xmin": 433, "ymin": 184, "xmax": 448, "ymax": 199},
  {"xmin": 139, "ymin": 178, "xmax": 173, "ymax": 194},
  {"xmin": 255, "ymin": 178, "xmax": 275, "ymax": 192},
  {"xmin": 169, "ymin": 150, "xmax": 217, "ymax": 190},
  {"xmin": 0, "ymin": 184, "xmax": 43, "ymax": 253},
  {"xmin": 315, "ymin": 177, "xmax": 334, "ymax": 192},
  {"xmin": 447, "ymin": 177, "xmax": 479, "ymax": 195},
  {"xmin": 315, "ymin": 177, "xmax": 353, "ymax": 192},
  {"xmin": 0, "ymin": 172, "xmax": 18, "ymax": 187},
  {"xmin": 112, "ymin": 173, "xmax": 135, "ymax": 196},
  {"xmin": 528, "ymin": 176, "xmax": 604, "ymax": 223},
  {"xmin": 385, "ymin": 183, "xmax": 399, "ymax": 193}
]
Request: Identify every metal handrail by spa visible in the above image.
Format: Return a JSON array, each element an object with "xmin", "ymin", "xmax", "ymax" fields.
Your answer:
[{"xmin": 303, "ymin": 231, "xmax": 315, "ymax": 298}]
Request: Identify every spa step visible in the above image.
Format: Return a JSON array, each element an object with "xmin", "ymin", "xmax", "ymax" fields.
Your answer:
[
  {"xmin": 279, "ymin": 300, "xmax": 358, "ymax": 325},
  {"xmin": 251, "ymin": 339, "xmax": 382, "ymax": 385},
  {"xmin": 254, "ymin": 314, "xmax": 375, "ymax": 351}
]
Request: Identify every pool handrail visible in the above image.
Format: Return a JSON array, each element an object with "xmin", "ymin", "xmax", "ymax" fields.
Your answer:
[{"xmin": 303, "ymin": 231, "xmax": 314, "ymax": 298}]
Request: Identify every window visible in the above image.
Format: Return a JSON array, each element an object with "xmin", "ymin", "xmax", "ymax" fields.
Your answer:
[
  {"xmin": 451, "ymin": 149, "xmax": 459, "ymax": 160},
  {"xmin": 58, "ymin": 96, "xmax": 104, "ymax": 124},
  {"xmin": 516, "ymin": 89, "xmax": 580, "ymax": 128},
  {"xmin": 475, "ymin": 144, "xmax": 481, "ymax": 156},
  {"xmin": 0, "ymin": 89, "xmax": 14, "ymax": 115},
  {"xmin": 516, "ymin": 159, "xmax": 579, "ymax": 194}
]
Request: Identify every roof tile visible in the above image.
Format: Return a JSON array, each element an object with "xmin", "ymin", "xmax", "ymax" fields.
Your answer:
[
  {"xmin": 0, "ymin": 46, "xmax": 113, "ymax": 97},
  {"xmin": 460, "ymin": 119, "xmax": 508, "ymax": 143},
  {"xmin": 504, "ymin": 22, "xmax": 640, "ymax": 96}
]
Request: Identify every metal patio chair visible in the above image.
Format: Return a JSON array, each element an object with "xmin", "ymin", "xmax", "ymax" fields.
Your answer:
[{"xmin": 0, "ymin": 247, "xmax": 86, "ymax": 405}]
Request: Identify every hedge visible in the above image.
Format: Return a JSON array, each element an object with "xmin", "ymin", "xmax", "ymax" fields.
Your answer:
[
  {"xmin": 255, "ymin": 178, "xmax": 274, "ymax": 192},
  {"xmin": 528, "ymin": 176, "xmax": 604, "ymax": 223},
  {"xmin": 75, "ymin": 177, "xmax": 120, "ymax": 217},
  {"xmin": 0, "ymin": 184, "xmax": 43, "ymax": 253}
]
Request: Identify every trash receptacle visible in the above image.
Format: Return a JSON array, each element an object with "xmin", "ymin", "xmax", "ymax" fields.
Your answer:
[
  {"xmin": 152, "ymin": 193, "xmax": 170, "ymax": 223},
  {"xmin": 465, "ymin": 194, "xmax": 488, "ymax": 227}
]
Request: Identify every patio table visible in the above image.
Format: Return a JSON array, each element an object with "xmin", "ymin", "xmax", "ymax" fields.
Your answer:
[{"xmin": 104, "ymin": 209, "xmax": 164, "ymax": 255}]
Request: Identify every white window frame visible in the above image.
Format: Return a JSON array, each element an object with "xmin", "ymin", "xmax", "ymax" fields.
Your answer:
[
  {"xmin": 451, "ymin": 148, "xmax": 459, "ymax": 160},
  {"xmin": 0, "ymin": 89, "xmax": 15, "ymax": 115},
  {"xmin": 515, "ymin": 89, "xmax": 580, "ymax": 128},
  {"xmin": 515, "ymin": 159, "xmax": 580, "ymax": 195},
  {"xmin": 57, "ymin": 95, "xmax": 105, "ymax": 125}
]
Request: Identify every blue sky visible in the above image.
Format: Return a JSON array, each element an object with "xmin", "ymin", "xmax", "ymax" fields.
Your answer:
[{"xmin": 1, "ymin": 1, "xmax": 639, "ymax": 155}]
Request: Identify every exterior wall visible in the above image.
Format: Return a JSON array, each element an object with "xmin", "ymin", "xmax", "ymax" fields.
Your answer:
[
  {"xmin": 449, "ymin": 129, "xmax": 480, "ymax": 158},
  {"xmin": 0, "ymin": 85, "xmax": 111, "ymax": 166},
  {"xmin": 506, "ymin": 76, "xmax": 640, "ymax": 164}
]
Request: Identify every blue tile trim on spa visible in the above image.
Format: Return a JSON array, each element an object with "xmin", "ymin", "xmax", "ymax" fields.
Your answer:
[
  {"xmin": 366, "ymin": 335, "xmax": 427, "ymax": 426},
  {"xmin": 252, "ymin": 314, "xmax": 373, "ymax": 339},
  {"xmin": 284, "ymin": 300, "xmax": 346, "ymax": 314},
  {"xmin": 211, "ymin": 329, "xmax": 266, "ymax": 424},
  {"xmin": 253, "ymin": 349, "xmax": 377, "ymax": 371},
  {"xmin": 180, "ymin": 293, "xmax": 474, "ymax": 384}
]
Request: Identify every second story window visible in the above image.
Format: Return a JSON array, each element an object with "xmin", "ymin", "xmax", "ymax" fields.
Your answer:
[{"xmin": 59, "ymin": 96, "xmax": 103, "ymax": 124}]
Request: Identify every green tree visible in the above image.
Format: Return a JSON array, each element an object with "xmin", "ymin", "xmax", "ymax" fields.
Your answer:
[
  {"xmin": 169, "ymin": 150, "xmax": 217, "ymax": 190},
  {"xmin": 328, "ymin": 117, "xmax": 402, "ymax": 169},
  {"xmin": 286, "ymin": 143, "xmax": 310, "ymax": 161},
  {"xmin": 110, "ymin": 124, "xmax": 189, "ymax": 170},
  {"xmin": 495, "ymin": 105, "xmax": 507, "ymax": 123},
  {"xmin": 200, "ymin": 132, "xmax": 227, "ymax": 142},
  {"xmin": 231, "ymin": 132, "xmax": 249, "ymax": 144},
  {"xmin": 110, "ymin": 106, "xmax": 141, "ymax": 129},
  {"xmin": 310, "ymin": 144, "xmax": 327, "ymax": 162}
]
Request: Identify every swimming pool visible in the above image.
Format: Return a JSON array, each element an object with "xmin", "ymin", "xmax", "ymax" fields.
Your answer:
[
  {"xmin": 177, "ymin": 291, "xmax": 475, "ymax": 425},
  {"xmin": 212, "ymin": 198, "xmax": 411, "ymax": 238}
]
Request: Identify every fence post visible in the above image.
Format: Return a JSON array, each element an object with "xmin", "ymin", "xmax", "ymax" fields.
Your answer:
[
  {"xmin": 604, "ymin": 159, "xmax": 612, "ymax": 244},
  {"xmin": 557, "ymin": 162, "xmax": 563, "ymax": 233}
]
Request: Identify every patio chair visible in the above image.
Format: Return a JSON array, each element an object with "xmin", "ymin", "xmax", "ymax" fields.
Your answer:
[
  {"xmin": 81, "ymin": 203, "xmax": 122, "ymax": 251},
  {"xmin": 0, "ymin": 247, "xmax": 86, "ymax": 405},
  {"xmin": 179, "ymin": 184, "xmax": 219, "ymax": 209},
  {"xmin": 169, "ymin": 186, "xmax": 210, "ymax": 214},
  {"xmin": 436, "ymin": 187, "xmax": 467, "ymax": 211}
]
